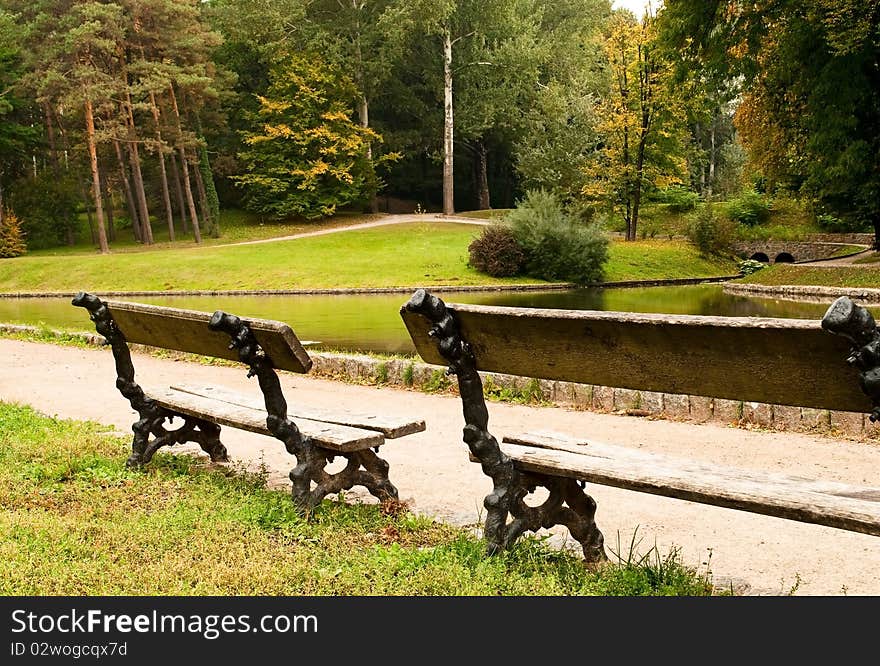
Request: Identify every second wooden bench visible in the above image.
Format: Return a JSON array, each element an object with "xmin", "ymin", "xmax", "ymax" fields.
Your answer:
[
  {"xmin": 73, "ymin": 292, "xmax": 425, "ymax": 510},
  {"xmin": 401, "ymin": 289, "xmax": 880, "ymax": 561}
]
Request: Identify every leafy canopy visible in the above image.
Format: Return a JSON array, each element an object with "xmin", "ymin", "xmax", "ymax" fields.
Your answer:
[{"xmin": 234, "ymin": 54, "xmax": 387, "ymax": 219}]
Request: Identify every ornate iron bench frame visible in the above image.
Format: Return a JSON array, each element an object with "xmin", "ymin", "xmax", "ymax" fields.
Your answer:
[
  {"xmin": 73, "ymin": 292, "xmax": 402, "ymax": 511},
  {"xmin": 401, "ymin": 289, "xmax": 880, "ymax": 562}
]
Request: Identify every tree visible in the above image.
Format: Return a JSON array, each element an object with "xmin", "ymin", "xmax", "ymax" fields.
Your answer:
[
  {"xmin": 234, "ymin": 53, "xmax": 383, "ymax": 219},
  {"xmin": 381, "ymin": 0, "xmax": 546, "ymax": 213},
  {"xmin": 583, "ymin": 9, "xmax": 687, "ymax": 240},
  {"xmin": 20, "ymin": 0, "xmax": 125, "ymax": 254},
  {"xmin": 0, "ymin": 8, "xmax": 40, "ymax": 225},
  {"xmin": 0, "ymin": 208, "xmax": 26, "ymax": 257},
  {"xmin": 661, "ymin": 0, "xmax": 880, "ymax": 245},
  {"xmin": 207, "ymin": 0, "xmax": 402, "ymax": 213},
  {"xmin": 513, "ymin": 0, "xmax": 612, "ymax": 202}
]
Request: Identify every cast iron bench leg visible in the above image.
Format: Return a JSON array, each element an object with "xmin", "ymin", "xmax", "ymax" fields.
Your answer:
[
  {"xmin": 209, "ymin": 310, "xmax": 398, "ymax": 513},
  {"xmin": 404, "ymin": 289, "xmax": 607, "ymax": 562},
  {"xmin": 129, "ymin": 410, "xmax": 230, "ymax": 468},
  {"xmin": 289, "ymin": 448, "xmax": 398, "ymax": 511}
]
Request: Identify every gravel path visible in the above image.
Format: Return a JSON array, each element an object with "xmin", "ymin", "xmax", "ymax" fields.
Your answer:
[
  {"xmin": 226, "ymin": 213, "xmax": 490, "ymax": 247},
  {"xmin": 4, "ymin": 338, "xmax": 880, "ymax": 596}
]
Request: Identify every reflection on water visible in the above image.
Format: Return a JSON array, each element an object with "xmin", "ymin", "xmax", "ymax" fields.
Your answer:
[{"xmin": 0, "ymin": 285, "xmax": 852, "ymax": 355}]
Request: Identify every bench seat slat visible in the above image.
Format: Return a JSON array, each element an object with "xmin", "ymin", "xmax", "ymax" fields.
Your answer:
[
  {"xmin": 499, "ymin": 435, "xmax": 880, "ymax": 537},
  {"xmin": 148, "ymin": 387, "xmax": 384, "ymax": 452},
  {"xmin": 170, "ymin": 383, "xmax": 426, "ymax": 439}
]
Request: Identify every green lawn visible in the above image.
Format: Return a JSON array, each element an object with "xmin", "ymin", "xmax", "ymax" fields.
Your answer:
[
  {"xmin": 28, "ymin": 208, "xmax": 380, "ymax": 257},
  {"xmin": 0, "ymin": 222, "xmax": 737, "ymax": 293},
  {"xmin": 737, "ymin": 265, "xmax": 880, "ymax": 288},
  {"xmin": 604, "ymin": 240, "xmax": 737, "ymax": 281},
  {"xmin": 0, "ymin": 402, "xmax": 716, "ymax": 595}
]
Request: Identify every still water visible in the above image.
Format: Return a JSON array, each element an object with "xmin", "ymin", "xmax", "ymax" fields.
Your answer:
[{"xmin": 0, "ymin": 284, "xmax": 840, "ymax": 355}]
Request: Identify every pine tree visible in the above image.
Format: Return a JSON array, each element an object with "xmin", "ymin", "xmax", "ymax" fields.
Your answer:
[{"xmin": 0, "ymin": 209, "xmax": 27, "ymax": 258}]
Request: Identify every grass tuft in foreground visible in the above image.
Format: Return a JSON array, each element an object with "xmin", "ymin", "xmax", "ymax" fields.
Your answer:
[{"xmin": 0, "ymin": 403, "xmax": 718, "ymax": 596}]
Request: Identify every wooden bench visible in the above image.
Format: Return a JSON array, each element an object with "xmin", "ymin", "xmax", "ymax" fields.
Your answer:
[
  {"xmin": 72, "ymin": 292, "xmax": 425, "ymax": 510},
  {"xmin": 400, "ymin": 288, "xmax": 880, "ymax": 562}
]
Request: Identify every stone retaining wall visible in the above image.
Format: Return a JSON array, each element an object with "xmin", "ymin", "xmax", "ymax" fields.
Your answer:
[{"xmin": 733, "ymin": 241, "xmax": 867, "ymax": 264}]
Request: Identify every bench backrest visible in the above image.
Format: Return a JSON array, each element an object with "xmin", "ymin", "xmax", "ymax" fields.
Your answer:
[
  {"xmin": 400, "ymin": 301, "xmax": 869, "ymax": 413},
  {"xmin": 101, "ymin": 299, "xmax": 313, "ymax": 373}
]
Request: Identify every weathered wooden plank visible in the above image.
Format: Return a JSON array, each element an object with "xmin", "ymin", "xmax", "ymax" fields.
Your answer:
[
  {"xmin": 170, "ymin": 383, "xmax": 426, "ymax": 439},
  {"xmin": 497, "ymin": 439, "xmax": 880, "ymax": 536},
  {"xmin": 147, "ymin": 387, "xmax": 383, "ymax": 452},
  {"xmin": 105, "ymin": 300, "xmax": 312, "ymax": 373},
  {"xmin": 401, "ymin": 302, "xmax": 870, "ymax": 412}
]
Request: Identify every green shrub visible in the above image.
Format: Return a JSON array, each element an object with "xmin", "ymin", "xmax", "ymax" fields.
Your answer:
[
  {"xmin": 9, "ymin": 171, "xmax": 80, "ymax": 249},
  {"xmin": 686, "ymin": 207, "xmax": 736, "ymax": 256},
  {"xmin": 467, "ymin": 224, "xmax": 526, "ymax": 277},
  {"xmin": 724, "ymin": 190, "xmax": 771, "ymax": 226},
  {"xmin": 654, "ymin": 186, "xmax": 700, "ymax": 213},
  {"xmin": 508, "ymin": 189, "xmax": 609, "ymax": 285},
  {"xmin": 737, "ymin": 258, "xmax": 766, "ymax": 275},
  {"xmin": 816, "ymin": 212, "xmax": 870, "ymax": 233}
]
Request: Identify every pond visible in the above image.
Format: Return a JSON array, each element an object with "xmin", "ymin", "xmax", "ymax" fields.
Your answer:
[{"xmin": 0, "ymin": 284, "xmax": 844, "ymax": 355}]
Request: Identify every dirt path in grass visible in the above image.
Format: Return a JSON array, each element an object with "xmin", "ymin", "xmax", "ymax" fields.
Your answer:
[
  {"xmin": 227, "ymin": 213, "xmax": 490, "ymax": 247},
  {"xmin": 4, "ymin": 337, "xmax": 879, "ymax": 596}
]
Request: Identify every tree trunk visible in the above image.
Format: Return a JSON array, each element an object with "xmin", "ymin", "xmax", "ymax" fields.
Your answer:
[
  {"xmin": 620, "ymin": 67, "xmax": 632, "ymax": 240},
  {"xmin": 708, "ymin": 116, "xmax": 716, "ymax": 197},
  {"xmin": 149, "ymin": 91, "xmax": 175, "ymax": 242},
  {"xmin": 351, "ymin": 1, "xmax": 378, "ymax": 215},
  {"xmin": 873, "ymin": 212, "xmax": 880, "ymax": 251},
  {"xmin": 44, "ymin": 103, "xmax": 60, "ymax": 171},
  {"xmin": 442, "ymin": 29, "xmax": 455, "ymax": 216},
  {"xmin": 102, "ymin": 171, "xmax": 116, "ymax": 243},
  {"xmin": 169, "ymin": 85, "xmax": 202, "ymax": 243},
  {"xmin": 78, "ymin": 187, "xmax": 92, "ymax": 246},
  {"xmin": 695, "ymin": 121, "xmax": 705, "ymax": 195},
  {"xmin": 192, "ymin": 157, "xmax": 212, "ymax": 236},
  {"xmin": 474, "ymin": 140, "xmax": 490, "ymax": 210},
  {"xmin": 180, "ymin": 149, "xmax": 202, "ymax": 243},
  {"xmin": 84, "ymin": 98, "xmax": 109, "ymax": 254},
  {"xmin": 359, "ymin": 95, "xmax": 379, "ymax": 214},
  {"xmin": 196, "ymin": 141, "xmax": 220, "ymax": 237},
  {"xmin": 114, "ymin": 139, "xmax": 141, "ymax": 242},
  {"xmin": 120, "ymin": 93, "xmax": 153, "ymax": 244},
  {"xmin": 169, "ymin": 151, "xmax": 189, "ymax": 233}
]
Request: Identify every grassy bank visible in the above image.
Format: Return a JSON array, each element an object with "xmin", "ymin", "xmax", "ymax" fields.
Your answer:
[
  {"xmin": 0, "ymin": 403, "xmax": 716, "ymax": 595},
  {"xmin": 2, "ymin": 222, "xmax": 538, "ymax": 292},
  {"xmin": 736, "ymin": 265, "xmax": 880, "ymax": 288},
  {"xmin": 0, "ymin": 222, "xmax": 736, "ymax": 293}
]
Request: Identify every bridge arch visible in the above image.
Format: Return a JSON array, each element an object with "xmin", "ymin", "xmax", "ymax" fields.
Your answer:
[
  {"xmin": 750, "ymin": 252, "xmax": 770, "ymax": 263},
  {"xmin": 774, "ymin": 252, "xmax": 795, "ymax": 263}
]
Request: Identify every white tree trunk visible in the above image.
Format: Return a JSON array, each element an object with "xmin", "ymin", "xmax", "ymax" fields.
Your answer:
[{"xmin": 443, "ymin": 29, "xmax": 455, "ymax": 216}]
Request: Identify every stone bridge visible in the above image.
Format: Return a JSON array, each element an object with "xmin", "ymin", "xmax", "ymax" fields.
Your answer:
[{"xmin": 733, "ymin": 240, "xmax": 868, "ymax": 264}]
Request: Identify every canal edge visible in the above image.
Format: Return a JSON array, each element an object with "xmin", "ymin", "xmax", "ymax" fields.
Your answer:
[{"xmin": 0, "ymin": 274, "xmax": 740, "ymax": 299}]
